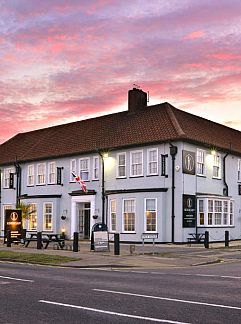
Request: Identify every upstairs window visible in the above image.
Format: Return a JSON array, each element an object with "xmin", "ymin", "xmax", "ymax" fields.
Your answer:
[
  {"xmin": 70, "ymin": 159, "xmax": 77, "ymax": 182},
  {"xmin": 147, "ymin": 148, "xmax": 158, "ymax": 175},
  {"xmin": 48, "ymin": 162, "xmax": 56, "ymax": 184},
  {"xmin": 93, "ymin": 156, "xmax": 99, "ymax": 180},
  {"xmin": 197, "ymin": 149, "xmax": 205, "ymax": 176},
  {"xmin": 117, "ymin": 153, "xmax": 126, "ymax": 178},
  {"xmin": 130, "ymin": 150, "xmax": 143, "ymax": 177},
  {"xmin": 213, "ymin": 153, "xmax": 221, "ymax": 178},
  {"xmin": 27, "ymin": 165, "xmax": 34, "ymax": 186},
  {"xmin": 238, "ymin": 159, "xmax": 241, "ymax": 182},
  {"xmin": 79, "ymin": 158, "xmax": 90, "ymax": 181},
  {"xmin": 3, "ymin": 168, "xmax": 14, "ymax": 188},
  {"xmin": 37, "ymin": 163, "xmax": 46, "ymax": 185}
]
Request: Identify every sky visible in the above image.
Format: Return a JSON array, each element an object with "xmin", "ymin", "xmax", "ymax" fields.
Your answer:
[{"xmin": 0, "ymin": 0, "xmax": 241, "ymax": 144}]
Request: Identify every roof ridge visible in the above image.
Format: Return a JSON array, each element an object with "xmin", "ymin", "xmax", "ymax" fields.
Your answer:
[{"xmin": 165, "ymin": 103, "xmax": 185, "ymax": 137}]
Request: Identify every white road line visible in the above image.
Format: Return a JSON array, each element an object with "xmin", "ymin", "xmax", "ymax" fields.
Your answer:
[
  {"xmin": 39, "ymin": 300, "xmax": 190, "ymax": 324},
  {"xmin": 93, "ymin": 289, "xmax": 241, "ymax": 311},
  {"xmin": 0, "ymin": 275, "xmax": 34, "ymax": 282}
]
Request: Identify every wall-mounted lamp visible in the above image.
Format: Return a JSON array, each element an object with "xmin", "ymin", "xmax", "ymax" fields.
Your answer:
[
  {"xmin": 61, "ymin": 209, "xmax": 68, "ymax": 220},
  {"xmin": 61, "ymin": 227, "xmax": 66, "ymax": 239}
]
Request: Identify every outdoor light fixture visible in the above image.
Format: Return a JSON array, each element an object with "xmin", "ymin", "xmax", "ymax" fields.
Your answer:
[{"xmin": 61, "ymin": 209, "xmax": 67, "ymax": 220}]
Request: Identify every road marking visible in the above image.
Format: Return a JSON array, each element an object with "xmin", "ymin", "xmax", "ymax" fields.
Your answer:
[
  {"xmin": 39, "ymin": 300, "xmax": 190, "ymax": 324},
  {"xmin": 93, "ymin": 289, "xmax": 241, "ymax": 311},
  {"xmin": 0, "ymin": 275, "xmax": 34, "ymax": 282}
]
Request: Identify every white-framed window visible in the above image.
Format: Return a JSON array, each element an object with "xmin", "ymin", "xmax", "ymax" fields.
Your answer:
[
  {"xmin": 93, "ymin": 156, "xmax": 99, "ymax": 180},
  {"xmin": 37, "ymin": 163, "xmax": 46, "ymax": 185},
  {"xmin": 197, "ymin": 197, "xmax": 234, "ymax": 227},
  {"xmin": 238, "ymin": 159, "xmax": 241, "ymax": 182},
  {"xmin": 43, "ymin": 202, "xmax": 53, "ymax": 231},
  {"xmin": 130, "ymin": 150, "xmax": 143, "ymax": 177},
  {"xmin": 3, "ymin": 168, "xmax": 14, "ymax": 188},
  {"xmin": 28, "ymin": 203, "xmax": 37, "ymax": 231},
  {"xmin": 147, "ymin": 148, "xmax": 158, "ymax": 175},
  {"xmin": 79, "ymin": 158, "xmax": 90, "ymax": 181},
  {"xmin": 197, "ymin": 149, "xmax": 206, "ymax": 176},
  {"xmin": 116, "ymin": 152, "xmax": 126, "ymax": 178},
  {"xmin": 70, "ymin": 159, "xmax": 77, "ymax": 182},
  {"xmin": 213, "ymin": 153, "xmax": 221, "ymax": 178},
  {"xmin": 145, "ymin": 198, "xmax": 157, "ymax": 232},
  {"xmin": 198, "ymin": 199, "xmax": 204, "ymax": 225},
  {"xmin": 110, "ymin": 199, "xmax": 117, "ymax": 232},
  {"xmin": 48, "ymin": 162, "xmax": 56, "ymax": 184},
  {"xmin": 123, "ymin": 199, "xmax": 135, "ymax": 232},
  {"xmin": 27, "ymin": 165, "xmax": 34, "ymax": 186}
]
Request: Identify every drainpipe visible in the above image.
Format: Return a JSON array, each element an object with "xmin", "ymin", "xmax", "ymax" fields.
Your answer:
[
  {"xmin": 14, "ymin": 161, "xmax": 21, "ymax": 206},
  {"xmin": 223, "ymin": 153, "xmax": 229, "ymax": 196},
  {"xmin": 170, "ymin": 144, "xmax": 178, "ymax": 243}
]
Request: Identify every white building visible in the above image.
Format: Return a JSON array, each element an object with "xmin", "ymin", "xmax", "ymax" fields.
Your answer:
[{"xmin": 0, "ymin": 88, "xmax": 241, "ymax": 243}]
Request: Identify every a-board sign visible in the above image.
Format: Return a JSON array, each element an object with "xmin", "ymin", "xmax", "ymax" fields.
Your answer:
[
  {"xmin": 141, "ymin": 233, "xmax": 158, "ymax": 240},
  {"xmin": 4, "ymin": 209, "xmax": 22, "ymax": 242},
  {"xmin": 94, "ymin": 231, "xmax": 109, "ymax": 252}
]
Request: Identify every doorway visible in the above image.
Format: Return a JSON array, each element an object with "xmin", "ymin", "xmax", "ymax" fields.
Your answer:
[{"xmin": 78, "ymin": 202, "xmax": 91, "ymax": 239}]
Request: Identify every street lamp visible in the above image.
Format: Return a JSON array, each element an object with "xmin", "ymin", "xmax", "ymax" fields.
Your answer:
[{"xmin": 98, "ymin": 150, "xmax": 109, "ymax": 225}]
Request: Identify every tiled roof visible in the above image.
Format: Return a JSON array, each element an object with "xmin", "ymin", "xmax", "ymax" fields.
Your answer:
[{"xmin": 0, "ymin": 102, "xmax": 241, "ymax": 165}]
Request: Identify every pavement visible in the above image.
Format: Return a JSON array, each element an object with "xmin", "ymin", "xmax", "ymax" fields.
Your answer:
[{"xmin": 1, "ymin": 239, "xmax": 241, "ymax": 269}]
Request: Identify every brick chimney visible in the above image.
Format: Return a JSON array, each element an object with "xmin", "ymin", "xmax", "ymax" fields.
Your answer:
[{"xmin": 128, "ymin": 88, "xmax": 147, "ymax": 114}]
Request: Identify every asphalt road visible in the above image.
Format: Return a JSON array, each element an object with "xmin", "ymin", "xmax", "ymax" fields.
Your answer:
[{"xmin": 1, "ymin": 261, "xmax": 241, "ymax": 323}]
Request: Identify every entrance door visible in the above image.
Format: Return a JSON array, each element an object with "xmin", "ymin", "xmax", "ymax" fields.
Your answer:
[{"xmin": 78, "ymin": 203, "xmax": 90, "ymax": 239}]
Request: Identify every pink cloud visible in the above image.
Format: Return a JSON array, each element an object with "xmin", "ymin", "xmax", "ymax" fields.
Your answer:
[{"xmin": 184, "ymin": 31, "xmax": 205, "ymax": 40}]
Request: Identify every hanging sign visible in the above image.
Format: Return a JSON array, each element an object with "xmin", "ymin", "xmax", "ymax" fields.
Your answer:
[
  {"xmin": 182, "ymin": 150, "xmax": 195, "ymax": 175},
  {"xmin": 183, "ymin": 195, "xmax": 196, "ymax": 228}
]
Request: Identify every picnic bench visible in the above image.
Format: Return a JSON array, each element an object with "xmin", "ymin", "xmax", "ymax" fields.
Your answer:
[
  {"xmin": 187, "ymin": 233, "xmax": 205, "ymax": 244},
  {"xmin": 24, "ymin": 232, "xmax": 65, "ymax": 249}
]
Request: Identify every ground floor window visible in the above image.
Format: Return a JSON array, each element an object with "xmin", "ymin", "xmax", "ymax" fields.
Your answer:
[
  {"xmin": 43, "ymin": 202, "xmax": 53, "ymax": 231},
  {"xmin": 28, "ymin": 204, "xmax": 37, "ymax": 231},
  {"xmin": 145, "ymin": 198, "xmax": 157, "ymax": 232},
  {"xmin": 123, "ymin": 199, "xmax": 135, "ymax": 232},
  {"xmin": 110, "ymin": 199, "xmax": 117, "ymax": 232},
  {"xmin": 197, "ymin": 197, "xmax": 234, "ymax": 227}
]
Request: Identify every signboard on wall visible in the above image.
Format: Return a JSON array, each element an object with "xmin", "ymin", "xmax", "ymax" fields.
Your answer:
[
  {"xmin": 182, "ymin": 150, "xmax": 195, "ymax": 175},
  {"xmin": 183, "ymin": 195, "xmax": 196, "ymax": 228},
  {"xmin": 4, "ymin": 209, "xmax": 22, "ymax": 242}
]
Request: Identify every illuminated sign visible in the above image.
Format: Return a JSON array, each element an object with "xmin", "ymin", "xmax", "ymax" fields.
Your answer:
[
  {"xmin": 183, "ymin": 195, "xmax": 196, "ymax": 228},
  {"xmin": 4, "ymin": 209, "xmax": 23, "ymax": 242},
  {"xmin": 182, "ymin": 150, "xmax": 195, "ymax": 175}
]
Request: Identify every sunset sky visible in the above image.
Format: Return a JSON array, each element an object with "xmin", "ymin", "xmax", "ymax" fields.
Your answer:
[{"xmin": 1, "ymin": 0, "xmax": 241, "ymax": 144}]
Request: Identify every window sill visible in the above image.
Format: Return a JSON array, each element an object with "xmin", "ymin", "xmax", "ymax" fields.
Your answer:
[
  {"xmin": 116, "ymin": 176, "xmax": 127, "ymax": 179},
  {"xmin": 197, "ymin": 226, "xmax": 235, "ymax": 228},
  {"xmin": 196, "ymin": 174, "xmax": 206, "ymax": 178},
  {"xmin": 36, "ymin": 184, "xmax": 46, "ymax": 186},
  {"xmin": 212, "ymin": 177, "xmax": 221, "ymax": 180},
  {"xmin": 129, "ymin": 175, "xmax": 144, "ymax": 178},
  {"xmin": 27, "ymin": 185, "xmax": 35, "ymax": 187},
  {"xmin": 146, "ymin": 174, "xmax": 159, "ymax": 177},
  {"xmin": 120, "ymin": 232, "xmax": 136, "ymax": 234}
]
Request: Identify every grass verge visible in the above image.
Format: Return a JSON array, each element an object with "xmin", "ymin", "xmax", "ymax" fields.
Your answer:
[{"xmin": 0, "ymin": 251, "xmax": 80, "ymax": 265}]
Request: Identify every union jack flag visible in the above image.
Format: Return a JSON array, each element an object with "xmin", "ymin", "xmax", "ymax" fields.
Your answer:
[{"xmin": 72, "ymin": 172, "xmax": 87, "ymax": 193}]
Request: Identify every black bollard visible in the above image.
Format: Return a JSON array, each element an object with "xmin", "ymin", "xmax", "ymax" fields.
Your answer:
[
  {"xmin": 204, "ymin": 231, "xmax": 209, "ymax": 249},
  {"xmin": 37, "ymin": 231, "xmax": 42, "ymax": 249},
  {"xmin": 114, "ymin": 233, "xmax": 120, "ymax": 255},
  {"xmin": 225, "ymin": 231, "xmax": 229, "ymax": 247},
  {"xmin": 6, "ymin": 230, "xmax": 11, "ymax": 247},
  {"xmin": 73, "ymin": 232, "xmax": 79, "ymax": 252}
]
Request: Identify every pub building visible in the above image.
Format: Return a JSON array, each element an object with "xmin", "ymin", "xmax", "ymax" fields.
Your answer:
[{"xmin": 0, "ymin": 88, "xmax": 240, "ymax": 243}]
